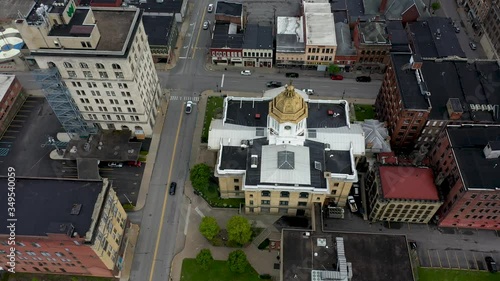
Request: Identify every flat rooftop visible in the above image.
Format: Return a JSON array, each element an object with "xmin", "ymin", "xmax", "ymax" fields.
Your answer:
[
  {"xmin": 211, "ymin": 23, "xmax": 244, "ymax": 49},
  {"xmin": 276, "ymin": 17, "xmax": 305, "ymax": 53},
  {"xmin": 0, "ymin": 75, "xmax": 16, "ymax": 101},
  {"xmin": 282, "ymin": 229, "xmax": 414, "ymax": 281},
  {"xmin": 386, "ymin": 20, "xmax": 411, "ymax": 53},
  {"xmin": 408, "ymin": 17, "xmax": 465, "ymax": 58},
  {"xmin": 63, "ymin": 130, "xmax": 142, "ymax": 161},
  {"xmin": 48, "ymin": 8, "xmax": 93, "ymax": 37},
  {"xmin": 364, "ymin": 0, "xmax": 429, "ymax": 19},
  {"xmin": 136, "ymin": 0, "xmax": 183, "ymax": 14},
  {"xmin": 242, "ymin": 24, "xmax": 273, "ymax": 50},
  {"xmin": 359, "ymin": 21, "xmax": 389, "ymax": 45},
  {"xmin": 304, "ymin": 12, "xmax": 337, "ymax": 46},
  {"xmin": 77, "ymin": 158, "xmax": 101, "ymax": 180},
  {"xmin": 447, "ymin": 126, "xmax": 500, "ymax": 190},
  {"xmin": 379, "ymin": 165, "xmax": 439, "ymax": 200},
  {"xmin": 215, "ymin": 1, "xmax": 243, "ymax": 17},
  {"xmin": 0, "ymin": 177, "xmax": 103, "ymax": 236},
  {"xmin": 142, "ymin": 15, "xmax": 175, "ymax": 46},
  {"xmin": 392, "ymin": 53, "xmax": 429, "ymax": 110}
]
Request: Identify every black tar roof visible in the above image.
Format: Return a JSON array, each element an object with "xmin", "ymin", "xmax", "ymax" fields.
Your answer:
[
  {"xmin": 282, "ymin": 230, "xmax": 414, "ymax": 281},
  {"xmin": 77, "ymin": 158, "xmax": 101, "ymax": 180},
  {"xmin": 392, "ymin": 53, "xmax": 430, "ymax": 110},
  {"xmin": 421, "ymin": 60, "xmax": 500, "ymax": 121},
  {"xmin": 48, "ymin": 9, "xmax": 92, "ymax": 37},
  {"xmin": 224, "ymin": 98, "xmax": 348, "ymax": 129},
  {"xmin": 0, "ymin": 177, "xmax": 103, "ymax": 236},
  {"xmin": 220, "ymin": 146, "xmax": 248, "ymax": 170},
  {"xmin": 447, "ymin": 126, "xmax": 500, "ymax": 190},
  {"xmin": 408, "ymin": 17, "xmax": 466, "ymax": 58},
  {"xmin": 211, "ymin": 23, "xmax": 244, "ymax": 49},
  {"xmin": 215, "ymin": 1, "xmax": 242, "ymax": 17},
  {"xmin": 386, "ymin": 20, "xmax": 411, "ymax": 53},
  {"xmin": 63, "ymin": 130, "xmax": 142, "ymax": 161},
  {"xmin": 325, "ymin": 150, "xmax": 352, "ymax": 174},
  {"xmin": 142, "ymin": 15, "xmax": 175, "ymax": 46},
  {"xmin": 276, "ymin": 34, "xmax": 305, "ymax": 53},
  {"xmin": 136, "ymin": 0, "xmax": 182, "ymax": 14},
  {"xmin": 242, "ymin": 24, "xmax": 273, "ymax": 50}
]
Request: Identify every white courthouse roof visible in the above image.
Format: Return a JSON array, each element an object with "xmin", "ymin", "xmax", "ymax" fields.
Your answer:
[
  {"xmin": 309, "ymin": 124, "xmax": 365, "ymax": 156},
  {"xmin": 260, "ymin": 145, "xmax": 311, "ymax": 185},
  {"xmin": 304, "ymin": 8, "xmax": 336, "ymax": 46},
  {"xmin": 207, "ymin": 120, "xmax": 266, "ymax": 149}
]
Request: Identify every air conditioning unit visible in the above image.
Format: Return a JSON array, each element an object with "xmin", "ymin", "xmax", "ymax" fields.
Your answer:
[
  {"xmin": 469, "ymin": 104, "xmax": 475, "ymax": 110},
  {"xmin": 481, "ymin": 104, "xmax": 487, "ymax": 111},
  {"xmin": 487, "ymin": 104, "xmax": 494, "ymax": 111},
  {"xmin": 476, "ymin": 104, "xmax": 482, "ymax": 110}
]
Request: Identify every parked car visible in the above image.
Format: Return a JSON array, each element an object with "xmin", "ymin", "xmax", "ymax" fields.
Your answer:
[
  {"xmin": 127, "ymin": 161, "xmax": 142, "ymax": 167},
  {"xmin": 485, "ymin": 257, "xmax": 497, "ymax": 273},
  {"xmin": 330, "ymin": 74, "xmax": 344, "ymax": 80},
  {"xmin": 185, "ymin": 101, "xmax": 193, "ymax": 114},
  {"xmin": 469, "ymin": 41, "xmax": 477, "ymax": 50},
  {"xmin": 348, "ymin": 196, "xmax": 358, "ymax": 212},
  {"xmin": 108, "ymin": 162, "xmax": 123, "ymax": 168},
  {"xmin": 302, "ymin": 88, "xmax": 314, "ymax": 95},
  {"xmin": 356, "ymin": 76, "xmax": 371, "ymax": 82},
  {"xmin": 169, "ymin": 182, "xmax": 177, "ymax": 195},
  {"xmin": 207, "ymin": 3, "xmax": 214, "ymax": 12},
  {"xmin": 408, "ymin": 241, "xmax": 417, "ymax": 250},
  {"xmin": 266, "ymin": 81, "xmax": 282, "ymax": 88},
  {"xmin": 454, "ymin": 26, "xmax": 460, "ymax": 33},
  {"xmin": 285, "ymin": 72, "xmax": 299, "ymax": 78},
  {"xmin": 241, "ymin": 70, "xmax": 252, "ymax": 76},
  {"xmin": 203, "ymin": 21, "xmax": 209, "ymax": 30}
]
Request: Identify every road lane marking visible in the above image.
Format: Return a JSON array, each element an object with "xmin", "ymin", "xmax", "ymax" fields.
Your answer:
[
  {"xmin": 191, "ymin": 7, "xmax": 207, "ymax": 59},
  {"xmin": 148, "ymin": 104, "xmax": 184, "ymax": 281},
  {"xmin": 221, "ymin": 74, "xmax": 225, "ymax": 88}
]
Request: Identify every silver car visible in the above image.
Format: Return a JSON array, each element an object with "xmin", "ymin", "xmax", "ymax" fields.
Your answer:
[{"xmin": 203, "ymin": 21, "xmax": 209, "ymax": 30}]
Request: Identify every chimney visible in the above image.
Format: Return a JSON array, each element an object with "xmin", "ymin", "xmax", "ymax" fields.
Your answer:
[
  {"xmin": 380, "ymin": 0, "xmax": 388, "ymax": 13},
  {"xmin": 410, "ymin": 54, "xmax": 423, "ymax": 70},
  {"xmin": 446, "ymin": 98, "xmax": 463, "ymax": 120},
  {"xmin": 484, "ymin": 141, "xmax": 500, "ymax": 159}
]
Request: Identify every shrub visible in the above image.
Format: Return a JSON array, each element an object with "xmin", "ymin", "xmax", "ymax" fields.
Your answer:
[
  {"xmin": 226, "ymin": 216, "xmax": 252, "ymax": 246},
  {"xmin": 195, "ymin": 249, "xmax": 214, "ymax": 270},
  {"xmin": 227, "ymin": 250, "xmax": 248, "ymax": 273},
  {"xmin": 199, "ymin": 216, "xmax": 220, "ymax": 241}
]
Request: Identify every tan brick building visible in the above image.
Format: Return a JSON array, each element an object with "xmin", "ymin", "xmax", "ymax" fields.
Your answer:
[
  {"xmin": 208, "ymin": 85, "xmax": 365, "ymax": 216},
  {"xmin": 0, "ymin": 75, "xmax": 27, "ymax": 138},
  {"xmin": 366, "ymin": 163, "xmax": 442, "ymax": 223}
]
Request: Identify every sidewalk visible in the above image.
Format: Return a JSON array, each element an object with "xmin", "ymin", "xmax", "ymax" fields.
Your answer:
[{"xmin": 119, "ymin": 223, "xmax": 140, "ymax": 281}]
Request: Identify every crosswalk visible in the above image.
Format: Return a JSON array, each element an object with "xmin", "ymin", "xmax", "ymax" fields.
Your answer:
[{"xmin": 170, "ymin": 96, "xmax": 200, "ymax": 101}]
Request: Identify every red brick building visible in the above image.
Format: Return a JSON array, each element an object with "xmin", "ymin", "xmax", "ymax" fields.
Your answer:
[
  {"xmin": 351, "ymin": 20, "xmax": 391, "ymax": 74},
  {"xmin": 215, "ymin": 1, "xmax": 245, "ymax": 28},
  {"xmin": 0, "ymin": 178, "xmax": 130, "ymax": 277},
  {"xmin": 430, "ymin": 125, "xmax": 500, "ymax": 229},
  {"xmin": 375, "ymin": 53, "xmax": 430, "ymax": 149},
  {"xmin": 0, "ymin": 75, "xmax": 27, "ymax": 138}
]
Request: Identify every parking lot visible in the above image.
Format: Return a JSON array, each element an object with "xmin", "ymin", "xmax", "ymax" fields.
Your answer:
[{"xmin": 418, "ymin": 248, "xmax": 498, "ymax": 270}]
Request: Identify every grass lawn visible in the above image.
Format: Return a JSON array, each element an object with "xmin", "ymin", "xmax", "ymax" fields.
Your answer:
[
  {"xmin": 202, "ymin": 96, "xmax": 224, "ymax": 143},
  {"xmin": 4, "ymin": 272, "xmax": 115, "ymax": 281},
  {"xmin": 418, "ymin": 268, "xmax": 498, "ymax": 281},
  {"xmin": 180, "ymin": 259, "xmax": 261, "ymax": 281},
  {"xmin": 197, "ymin": 182, "xmax": 244, "ymax": 208},
  {"xmin": 354, "ymin": 104, "xmax": 375, "ymax": 121}
]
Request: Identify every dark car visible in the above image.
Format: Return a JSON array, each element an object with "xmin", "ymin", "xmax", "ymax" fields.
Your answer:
[
  {"xmin": 485, "ymin": 257, "xmax": 497, "ymax": 273},
  {"xmin": 356, "ymin": 76, "xmax": 371, "ymax": 82},
  {"xmin": 169, "ymin": 182, "xmax": 177, "ymax": 195},
  {"xmin": 266, "ymin": 81, "xmax": 282, "ymax": 88},
  {"xmin": 285, "ymin": 72, "xmax": 299, "ymax": 78}
]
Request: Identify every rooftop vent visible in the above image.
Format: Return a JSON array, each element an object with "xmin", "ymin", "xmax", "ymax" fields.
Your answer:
[
  {"xmin": 303, "ymin": 232, "xmax": 311, "ymax": 238},
  {"xmin": 255, "ymin": 113, "xmax": 261, "ymax": 119},
  {"xmin": 251, "ymin": 155, "xmax": 258, "ymax": 168},
  {"xmin": 314, "ymin": 161, "xmax": 322, "ymax": 171},
  {"xmin": 70, "ymin": 204, "xmax": 82, "ymax": 215},
  {"xmin": 484, "ymin": 141, "xmax": 500, "ymax": 159}
]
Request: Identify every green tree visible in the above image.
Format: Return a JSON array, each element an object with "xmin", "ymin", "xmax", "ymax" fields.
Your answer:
[
  {"xmin": 196, "ymin": 248, "xmax": 214, "ymax": 270},
  {"xmin": 227, "ymin": 250, "xmax": 248, "ymax": 273},
  {"xmin": 199, "ymin": 216, "xmax": 220, "ymax": 241},
  {"xmin": 226, "ymin": 216, "xmax": 252, "ymax": 245},
  {"xmin": 328, "ymin": 64, "xmax": 340, "ymax": 74},
  {"xmin": 431, "ymin": 2, "xmax": 441, "ymax": 12},
  {"xmin": 190, "ymin": 163, "xmax": 211, "ymax": 190}
]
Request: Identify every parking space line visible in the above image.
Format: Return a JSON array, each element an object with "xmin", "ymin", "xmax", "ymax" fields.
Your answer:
[
  {"xmin": 463, "ymin": 251, "xmax": 470, "ymax": 269},
  {"xmin": 427, "ymin": 250, "xmax": 433, "ymax": 267},
  {"xmin": 445, "ymin": 251, "xmax": 451, "ymax": 268},
  {"xmin": 473, "ymin": 252, "xmax": 479, "ymax": 270},
  {"xmin": 455, "ymin": 251, "xmax": 460, "ymax": 269},
  {"xmin": 436, "ymin": 250, "xmax": 443, "ymax": 267}
]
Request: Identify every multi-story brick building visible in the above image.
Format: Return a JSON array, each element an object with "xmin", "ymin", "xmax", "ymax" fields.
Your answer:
[
  {"xmin": 482, "ymin": 1, "xmax": 500, "ymax": 59},
  {"xmin": 16, "ymin": 0, "xmax": 162, "ymax": 137},
  {"xmin": 242, "ymin": 24, "xmax": 273, "ymax": 68},
  {"xmin": 0, "ymin": 178, "xmax": 131, "ymax": 276},
  {"xmin": 430, "ymin": 125, "xmax": 500, "ymax": 229},
  {"xmin": 376, "ymin": 53, "xmax": 500, "ymax": 150},
  {"xmin": 365, "ymin": 159, "xmax": 442, "ymax": 224},
  {"xmin": 210, "ymin": 23, "xmax": 244, "ymax": 66},
  {"xmin": 215, "ymin": 1, "xmax": 245, "ymax": 28},
  {"xmin": 333, "ymin": 22, "xmax": 357, "ymax": 72},
  {"xmin": 0, "ymin": 75, "xmax": 27, "ymax": 138},
  {"xmin": 275, "ymin": 16, "xmax": 306, "ymax": 68},
  {"xmin": 207, "ymin": 85, "xmax": 365, "ymax": 215},
  {"xmin": 352, "ymin": 20, "xmax": 391, "ymax": 74},
  {"xmin": 303, "ymin": 2, "xmax": 337, "ymax": 69}
]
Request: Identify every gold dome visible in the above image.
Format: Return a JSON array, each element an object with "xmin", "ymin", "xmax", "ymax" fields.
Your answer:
[{"xmin": 269, "ymin": 84, "xmax": 308, "ymax": 123}]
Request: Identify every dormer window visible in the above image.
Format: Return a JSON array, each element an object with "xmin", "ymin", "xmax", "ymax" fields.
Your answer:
[{"xmin": 284, "ymin": 125, "xmax": 291, "ymax": 130}]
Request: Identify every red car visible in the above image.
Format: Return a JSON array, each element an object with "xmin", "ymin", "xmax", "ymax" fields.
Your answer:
[
  {"xmin": 330, "ymin": 74, "xmax": 344, "ymax": 80},
  {"xmin": 127, "ymin": 161, "xmax": 142, "ymax": 167}
]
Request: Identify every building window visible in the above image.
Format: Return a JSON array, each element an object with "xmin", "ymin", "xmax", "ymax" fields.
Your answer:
[
  {"xmin": 99, "ymin": 71, "xmax": 108, "ymax": 79},
  {"xmin": 249, "ymin": 200, "xmax": 254, "ymax": 205},
  {"xmin": 96, "ymin": 63, "xmax": 105, "ymax": 69},
  {"xmin": 115, "ymin": 72, "xmax": 124, "ymax": 79},
  {"xmin": 279, "ymin": 201, "xmax": 289, "ymax": 206},
  {"xmin": 299, "ymin": 192, "xmax": 308, "ymax": 198},
  {"xmin": 112, "ymin": 63, "xmax": 121, "ymax": 70},
  {"xmin": 67, "ymin": 71, "xmax": 77, "ymax": 78},
  {"xmin": 234, "ymin": 185, "xmax": 240, "ymax": 191},
  {"xmin": 234, "ymin": 179, "xmax": 239, "ymax": 183},
  {"xmin": 261, "ymin": 200, "xmax": 270, "ymax": 205},
  {"xmin": 280, "ymin": 191, "xmax": 290, "ymax": 198},
  {"xmin": 63, "ymin": 62, "xmax": 73, "ymax": 68},
  {"xmin": 298, "ymin": 202, "xmax": 307, "ymax": 207},
  {"xmin": 79, "ymin": 62, "xmax": 88, "ymax": 69},
  {"xmin": 83, "ymin": 71, "xmax": 93, "ymax": 78}
]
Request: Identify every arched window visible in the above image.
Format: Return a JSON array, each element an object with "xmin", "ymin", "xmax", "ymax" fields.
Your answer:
[
  {"xmin": 121, "ymin": 125, "xmax": 130, "ymax": 130},
  {"xmin": 63, "ymin": 62, "xmax": 73, "ymax": 68},
  {"xmin": 112, "ymin": 63, "xmax": 121, "ymax": 70},
  {"xmin": 261, "ymin": 191, "xmax": 270, "ymax": 197},
  {"xmin": 280, "ymin": 191, "xmax": 290, "ymax": 198},
  {"xmin": 79, "ymin": 62, "xmax": 88, "ymax": 69},
  {"xmin": 47, "ymin": 62, "xmax": 56, "ymax": 68},
  {"xmin": 96, "ymin": 63, "xmax": 105, "ymax": 69},
  {"xmin": 299, "ymin": 192, "xmax": 309, "ymax": 198}
]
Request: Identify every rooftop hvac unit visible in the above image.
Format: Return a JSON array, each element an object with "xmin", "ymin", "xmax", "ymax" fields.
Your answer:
[
  {"xmin": 250, "ymin": 155, "xmax": 258, "ymax": 168},
  {"xmin": 487, "ymin": 104, "xmax": 494, "ymax": 111},
  {"xmin": 476, "ymin": 104, "xmax": 482, "ymax": 110},
  {"xmin": 469, "ymin": 104, "xmax": 475, "ymax": 111}
]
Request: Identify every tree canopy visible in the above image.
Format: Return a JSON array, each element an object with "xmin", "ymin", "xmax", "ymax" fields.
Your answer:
[
  {"xmin": 196, "ymin": 249, "xmax": 214, "ymax": 270},
  {"xmin": 227, "ymin": 250, "xmax": 248, "ymax": 273},
  {"xmin": 226, "ymin": 216, "xmax": 252, "ymax": 245},
  {"xmin": 190, "ymin": 163, "xmax": 211, "ymax": 190},
  {"xmin": 199, "ymin": 216, "xmax": 220, "ymax": 241}
]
